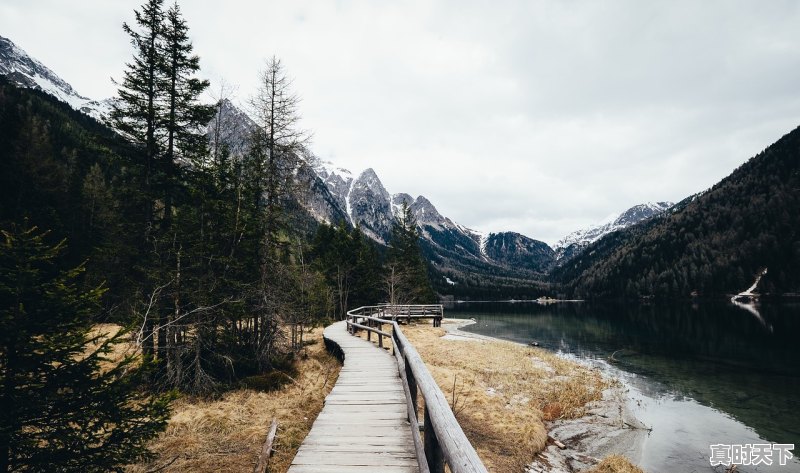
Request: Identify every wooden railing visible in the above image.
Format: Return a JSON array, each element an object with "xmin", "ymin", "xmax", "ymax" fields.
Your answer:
[
  {"xmin": 346, "ymin": 305, "xmax": 487, "ymax": 473},
  {"xmin": 374, "ymin": 303, "xmax": 444, "ymax": 326}
]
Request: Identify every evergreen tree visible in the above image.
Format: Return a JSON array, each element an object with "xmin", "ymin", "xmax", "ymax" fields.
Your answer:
[
  {"xmin": 113, "ymin": 0, "xmax": 223, "ymax": 385},
  {"xmin": 160, "ymin": 1, "xmax": 215, "ymax": 228},
  {"xmin": 386, "ymin": 202, "xmax": 436, "ymax": 304},
  {"xmin": 0, "ymin": 224, "xmax": 171, "ymax": 472},
  {"xmin": 310, "ymin": 222, "xmax": 383, "ymax": 317},
  {"xmin": 112, "ymin": 0, "xmax": 165, "ymax": 219},
  {"xmin": 112, "ymin": 0, "xmax": 167, "ymax": 359},
  {"xmin": 350, "ymin": 226, "xmax": 383, "ymax": 307}
]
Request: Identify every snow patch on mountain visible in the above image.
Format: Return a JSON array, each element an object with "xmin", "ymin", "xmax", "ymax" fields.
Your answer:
[
  {"xmin": 0, "ymin": 35, "xmax": 112, "ymax": 122},
  {"xmin": 554, "ymin": 201, "xmax": 674, "ymax": 261},
  {"xmin": 469, "ymin": 229, "xmax": 490, "ymax": 260},
  {"xmin": 309, "ymin": 158, "xmax": 356, "ymax": 225},
  {"xmin": 391, "ymin": 193, "xmax": 414, "ymax": 218}
]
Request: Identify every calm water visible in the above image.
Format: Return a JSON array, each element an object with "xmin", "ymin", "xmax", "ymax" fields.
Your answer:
[{"xmin": 445, "ymin": 301, "xmax": 800, "ymax": 473}]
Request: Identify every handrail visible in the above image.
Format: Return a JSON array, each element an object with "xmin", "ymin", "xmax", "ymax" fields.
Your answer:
[
  {"xmin": 346, "ymin": 305, "xmax": 488, "ymax": 473},
  {"xmin": 359, "ymin": 304, "xmax": 444, "ymax": 327}
]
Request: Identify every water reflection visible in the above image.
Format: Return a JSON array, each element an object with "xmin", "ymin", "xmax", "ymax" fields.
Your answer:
[
  {"xmin": 445, "ymin": 301, "xmax": 800, "ymax": 471},
  {"xmin": 730, "ymin": 299, "xmax": 773, "ymax": 332}
]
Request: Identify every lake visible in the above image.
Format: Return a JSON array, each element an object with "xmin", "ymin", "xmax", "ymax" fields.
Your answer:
[{"xmin": 445, "ymin": 300, "xmax": 800, "ymax": 473}]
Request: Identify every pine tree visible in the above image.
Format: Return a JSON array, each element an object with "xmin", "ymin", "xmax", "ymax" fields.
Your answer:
[
  {"xmin": 112, "ymin": 0, "xmax": 166, "ymax": 359},
  {"xmin": 0, "ymin": 224, "xmax": 171, "ymax": 472},
  {"xmin": 310, "ymin": 223, "xmax": 383, "ymax": 317},
  {"xmin": 151, "ymin": 2, "xmax": 219, "ymax": 392},
  {"xmin": 112, "ymin": 0, "xmax": 165, "ymax": 217},
  {"xmin": 386, "ymin": 202, "xmax": 436, "ymax": 304},
  {"xmin": 350, "ymin": 226, "xmax": 383, "ymax": 307},
  {"xmin": 160, "ymin": 1, "xmax": 215, "ymax": 228}
]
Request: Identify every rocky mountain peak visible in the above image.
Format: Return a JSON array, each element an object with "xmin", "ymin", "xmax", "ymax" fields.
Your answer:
[
  {"xmin": 206, "ymin": 98, "xmax": 256, "ymax": 157},
  {"xmin": 410, "ymin": 195, "xmax": 449, "ymax": 228},
  {"xmin": 0, "ymin": 35, "xmax": 84, "ymax": 101},
  {"xmin": 348, "ymin": 168, "xmax": 392, "ymax": 242},
  {"xmin": 355, "ymin": 168, "xmax": 382, "ymax": 187},
  {"xmin": 391, "ymin": 193, "xmax": 413, "ymax": 205},
  {"xmin": 554, "ymin": 200, "xmax": 674, "ymax": 264},
  {"xmin": 614, "ymin": 202, "xmax": 673, "ymax": 227}
]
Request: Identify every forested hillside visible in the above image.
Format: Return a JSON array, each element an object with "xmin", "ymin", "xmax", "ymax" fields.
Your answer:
[
  {"xmin": 554, "ymin": 126, "xmax": 800, "ymax": 298},
  {"xmin": 0, "ymin": 78, "xmax": 123, "ymax": 284}
]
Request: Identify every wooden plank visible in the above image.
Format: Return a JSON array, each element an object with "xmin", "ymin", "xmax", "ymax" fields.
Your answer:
[
  {"xmin": 287, "ymin": 320, "xmax": 421, "ymax": 473},
  {"xmin": 288, "ymin": 466, "xmax": 419, "ymax": 473},
  {"xmin": 292, "ymin": 453, "xmax": 418, "ymax": 466},
  {"xmin": 253, "ymin": 418, "xmax": 278, "ymax": 473},
  {"xmin": 310, "ymin": 419, "xmax": 412, "ymax": 427},
  {"xmin": 328, "ymin": 392, "xmax": 404, "ymax": 398},
  {"xmin": 296, "ymin": 444, "xmax": 414, "ymax": 453}
]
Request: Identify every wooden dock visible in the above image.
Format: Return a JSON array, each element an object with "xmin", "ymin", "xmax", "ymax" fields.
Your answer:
[{"xmin": 287, "ymin": 320, "xmax": 420, "ymax": 473}]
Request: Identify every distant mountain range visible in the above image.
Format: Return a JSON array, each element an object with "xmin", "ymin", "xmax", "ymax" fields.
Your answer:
[
  {"xmin": 552, "ymin": 125, "xmax": 800, "ymax": 298},
  {"xmin": 553, "ymin": 202, "xmax": 673, "ymax": 264},
  {"xmin": 0, "ymin": 34, "xmax": 684, "ymax": 298}
]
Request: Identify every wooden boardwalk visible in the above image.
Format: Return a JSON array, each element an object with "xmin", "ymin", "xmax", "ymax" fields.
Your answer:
[{"xmin": 287, "ymin": 320, "xmax": 420, "ymax": 473}]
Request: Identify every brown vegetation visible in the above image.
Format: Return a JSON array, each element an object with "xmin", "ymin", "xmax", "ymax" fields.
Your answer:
[
  {"xmin": 127, "ymin": 327, "xmax": 340, "ymax": 473},
  {"xmin": 585, "ymin": 454, "xmax": 646, "ymax": 473},
  {"xmin": 391, "ymin": 322, "xmax": 610, "ymax": 472}
]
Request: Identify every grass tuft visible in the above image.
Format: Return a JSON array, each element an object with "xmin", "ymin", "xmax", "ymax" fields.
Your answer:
[{"xmin": 585, "ymin": 454, "xmax": 646, "ymax": 473}]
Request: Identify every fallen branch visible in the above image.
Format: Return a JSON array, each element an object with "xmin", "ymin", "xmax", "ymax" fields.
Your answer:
[
  {"xmin": 547, "ymin": 435, "xmax": 566, "ymax": 450},
  {"xmin": 569, "ymin": 452, "xmax": 599, "ymax": 464},
  {"xmin": 253, "ymin": 418, "xmax": 279, "ymax": 473},
  {"xmin": 624, "ymin": 420, "xmax": 653, "ymax": 432}
]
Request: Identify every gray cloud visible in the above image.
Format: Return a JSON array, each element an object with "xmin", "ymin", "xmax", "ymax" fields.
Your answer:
[{"xmin": 2, "ymin": 0, "xmax": 799, "ymax": 245}]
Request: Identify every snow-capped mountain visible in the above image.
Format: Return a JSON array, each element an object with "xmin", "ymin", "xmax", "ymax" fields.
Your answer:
[
  {"xmin": 311, "ymin": 160, "xmax": 355, "ymax": 221},
  {"xmin": 554, "ymin": 201, "xmax": 673, "ymax": 264},
  {"xmin": 0, "ymin": 35, "xmax": 111, "ymax": 121},
  {"xmin": 0, "ymin": 33, "xmax": 668, "ymax": 289},
  {"xmin": 304, "ymin": 157, "xmax": 555, "ymax": 278}
]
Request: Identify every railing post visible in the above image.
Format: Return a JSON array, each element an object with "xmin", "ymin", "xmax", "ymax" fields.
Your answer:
[
  {"xmin": 406, "ymin": 356, "xmax": 418, "ymax": 415},
  {"xmin": 367, "ymin": 318, "xmax": 372, "ymax": 341},
  {"xmin": 424, "ymin": 406, "xmax": 445, "ymax": 473},
  {"xmin": 378, "ymin": 322, "xmax": 384, "ymax": 349}
]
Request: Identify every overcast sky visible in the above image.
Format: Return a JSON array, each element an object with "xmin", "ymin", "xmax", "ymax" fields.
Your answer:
[{"xmin": 3, "ymin": 0, "xmax": 800, "ymax": 245}]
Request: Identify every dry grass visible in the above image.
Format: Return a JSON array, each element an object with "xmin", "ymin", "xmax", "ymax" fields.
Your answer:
[
  {"xmin": 85, "ymin": 323, "xmax": 140, "ymax": 371},
  {"xmin": 364, "ymin": 321, "xmax": 609, "ymax": 472},
  {"xmin": 584, "ymin": 454, "xmax": 646, "ymax": 473},
  {"xmin": 126, "ymin": 327, "xmax": 340, "ymax": 473}
]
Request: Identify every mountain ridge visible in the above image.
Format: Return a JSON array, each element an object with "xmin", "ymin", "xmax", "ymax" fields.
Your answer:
[
  {"xmin": 0, "ymin": 35, "xmax": 112, "ymax": 122},
  {"xmin": 553, "ymin": 126, "xmax": 800, "ymax": 297},
  {"xmin": 1, "ymin": 33, "xmax": 694, "ymax": 298}
]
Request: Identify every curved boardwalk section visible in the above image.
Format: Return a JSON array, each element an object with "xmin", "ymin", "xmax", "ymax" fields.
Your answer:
[{"xmin": 287, "ymin": 320, "xmax": 420, "ymax": 473}]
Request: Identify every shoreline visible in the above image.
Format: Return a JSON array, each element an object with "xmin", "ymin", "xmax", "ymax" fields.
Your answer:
[{"xmin": 440, "ymin": 318, "xmax": 648, "ymax": 472}]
